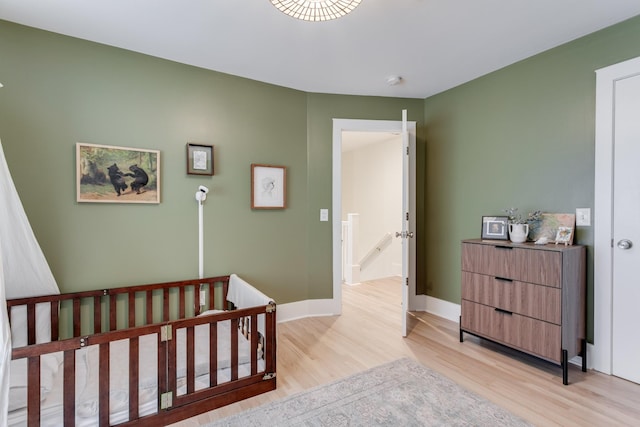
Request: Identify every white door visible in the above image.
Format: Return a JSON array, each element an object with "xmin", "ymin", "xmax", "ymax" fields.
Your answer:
[
  {"xmin": 611, "ymin": 73, "xmax": 640, "ymax": 384},
  {"xmin": 399, "ymin": 110, "xmax": 415, "ymax": 337}
]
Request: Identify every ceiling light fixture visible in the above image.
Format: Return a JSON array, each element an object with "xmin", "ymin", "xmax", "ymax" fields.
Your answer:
[{"xmin": 270, "ymin": 0, "xmax": 362, "ymax": 22}]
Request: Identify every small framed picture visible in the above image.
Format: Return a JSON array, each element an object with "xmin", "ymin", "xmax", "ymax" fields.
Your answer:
[
  {"xmin": 481, "ymin": 216, "xmax": 509, "ymax": 240},
  {"xmin": 555, "ymin": 226, "xmax": 574, "ymax": 246},
  {"xmin": 251, "ymin": 164, "xmax": 286, "ymax": 209},
  {"xmin": 186, "ymin": 143, "xmax": 214, "ymax": 175}
]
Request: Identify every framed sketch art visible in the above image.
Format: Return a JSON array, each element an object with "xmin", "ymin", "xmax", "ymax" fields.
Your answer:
[
  {"xmin": 481, "ymin": 216, "xmax": 509, "ymax": 240},
  {"xmin": 251, "ymin": 164, "xmax": 286, "ymax": 209},
  {"xmin": 186, "ymin": 143, "xmax": 214, "ymax": 176},
  {"xmin": 76, "ymin": 142, "xmax": 160, "ymax": 204}
]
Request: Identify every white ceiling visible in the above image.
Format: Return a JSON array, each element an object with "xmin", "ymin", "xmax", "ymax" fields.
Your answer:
[{"xmin": 1, "ymin": 0, "xmax": 639, "ymax": 98}]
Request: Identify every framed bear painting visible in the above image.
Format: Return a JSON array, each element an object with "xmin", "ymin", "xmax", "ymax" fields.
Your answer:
[{"xmin": 76, "ymin": 142, "xmax": 161, "ymax": 204}]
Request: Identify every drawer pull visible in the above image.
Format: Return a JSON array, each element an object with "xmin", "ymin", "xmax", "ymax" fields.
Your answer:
[
  {"xmin": 495, "ymin": 277, "xmax": 513, "ymax": 282},
  {"xmin": 495, "ymin": 308, "xmax": 513, "ymax": 315},
  {"xmin": 495, "ymin": 246, "xmax": 513, "ymax": 250}
]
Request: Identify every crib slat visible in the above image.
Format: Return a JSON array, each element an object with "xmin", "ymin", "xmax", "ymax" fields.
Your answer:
[
  {"xmin": 223, "ymin": 281, "xmax": 229, "ymax": 309},
  {"xmin": 187, "ymin": 326, "xmax": 195, "ymax": 393},
  {"xmin": 179, "ymin": 287, "xmax": 186, "ymax": 319},
  {"xmin": 27, "ymin": 303, "xmax": 35, "ymax": 345},
  {"xmin": 209, "ymin": 283, "xmax": 215, "ymax": 311},
  {"xmin": 73, "ymin": 298, "xmax": 81, "ymax": 337},
  {"xmin": 209, "ymin": 321, "xmax": 218, "ymax": 387},
  {"xmin": 99, "ymin": 343, "xmax": 110, "ymax": 426},
  {"xmin": 27, "ymin": 356, "xmax": 40, "ymax": 426},
  {"xmin": 129, "ymin": 292, "xmax": 135, "ymax": 327},
  {"xmin": 94, "ymin": 295, "xmax": 102, "ymax": 334},
  {"xmin": 230, "ymin": 318, "xmax": 238, "ymax": 381},
  {"xmin": 63, "ymin": 350, "xmax": 76, "ymax": 426},
  {"xmin": 110, "ymin": 294, "xmax": 117, "ymax": 331},
  {"xmin": 51, "ymin": 302, "xmax": 59, "ymax": 341},
  {"xmin": 157, "ymin": 329, "xmax": 167, "ymax": 413},
  {"xmin": 167, "ymin": 327, "xmax": 177, "ymax": 397},
  {"xmin": 163, "ymin": 288, "xmax": 170, "ymax": 322},
  {"xmin": 146, "ymin": 290, "xmax": 153, "ymax": 325},
  {"xmin": 129, "ymin": 337, "xmax": 140, "ymax": 420},
  {"xmin": 251, "ymin": 315, "xmax": 258, "ymax": 376}
]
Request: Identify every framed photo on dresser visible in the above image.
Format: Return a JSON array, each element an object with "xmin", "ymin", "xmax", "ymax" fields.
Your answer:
[{"xmin": 481, "ymin": 216, "xmax": 509, "ymax": 240}]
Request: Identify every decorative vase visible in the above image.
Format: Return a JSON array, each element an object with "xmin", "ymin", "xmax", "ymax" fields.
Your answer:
[{"xmin": 508, "ymin": 223, "xmax": 529, "ymax": 243}]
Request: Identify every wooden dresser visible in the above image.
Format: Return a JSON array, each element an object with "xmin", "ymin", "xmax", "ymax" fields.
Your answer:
[{"xmin": 459, "ymin": 239, "xmax": 587, "ymax": 384}]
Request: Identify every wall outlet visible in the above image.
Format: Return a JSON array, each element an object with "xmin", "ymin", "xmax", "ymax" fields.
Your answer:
[
  {"xmin": 576, "ymin": 208, "xmax": 591, "ymax": 226},
  {"xmin": 320, "ymin": 209, "xmax": 329, "ymax": 222}
]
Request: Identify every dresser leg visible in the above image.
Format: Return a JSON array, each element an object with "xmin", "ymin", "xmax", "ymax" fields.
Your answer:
[
  {"xmin": 581, "ymin": 339, "xmax": 587, "ymax": 372},
  {"xmin": 562, "ymin": 349, "xmax": 569, "ymax": 385},
  {"xmin": 459, "ymin": 316, "xmax": 464, "ymax": 342}
]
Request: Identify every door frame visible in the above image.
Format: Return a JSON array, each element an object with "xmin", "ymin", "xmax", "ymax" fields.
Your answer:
[
  {"xmin": 593, "ymin": 55, "xmax": 640, "ymax": 374},
  {"xmin": 332, "ymin": 118, "xmax": 417, "ymax": 315}
]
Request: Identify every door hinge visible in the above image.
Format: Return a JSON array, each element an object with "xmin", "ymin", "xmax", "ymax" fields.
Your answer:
[
  {"xmin": 406, "ymin": 146, "xmax": 409, "ymax": 155},
  {"xmin": 406, "ymin": 278, "xmax": 409, "ymax": 286},
  {"xmin": 160, "ymin": 391, "xmax": 173, "ymax": 409},
  {"xmin": 160, "ymin": 325, "xmax": 172, "ymax": 342},
  {"xmin": 406, "ymin": 212, "xmax": 409, "ymax": 221}
]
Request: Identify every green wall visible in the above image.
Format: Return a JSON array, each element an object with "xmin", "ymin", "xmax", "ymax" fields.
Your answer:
[
  {"xmin": 0, "ymin": 20, "xmax": 425, "ymax": 304},
  {"xmin": 4, "ymin": 15, "xmax": 640, "ymax": 342},
  {"xmin": 423, "ymin": 15, "xmax": 640, "ymax": 342}
]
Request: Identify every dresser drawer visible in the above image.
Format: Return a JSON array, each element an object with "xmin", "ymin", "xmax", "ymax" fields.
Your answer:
[
  {"xmin": 461, "ymin": 272, "xmax": 561, "ymax": 324},
  {"xmin": 461, "ymin": 300, "xmax": 561, "ymax": 363},
  {"xmin": 462, "ymin": 242, "xmax": 561, "ymax": 287},
  {"xmin": 462, "ymin": 242, "xmax": 517, "ymax": 278}
]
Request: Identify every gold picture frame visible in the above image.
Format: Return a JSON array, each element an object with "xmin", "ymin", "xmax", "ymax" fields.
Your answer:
[{"xmin": 76, "ymin": 142, "xmax": 160, "ymax": 204}]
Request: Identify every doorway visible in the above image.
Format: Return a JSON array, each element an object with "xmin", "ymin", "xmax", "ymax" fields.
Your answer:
[
  {"xmin": 341, "ymin": 131, "xmax": 403, "ymax": 284},
  {"xmin": 331, "ymin": 118, "xmax": 417, "ymax": 329},
  {"xmin": 594, "ymin": 55, "xmax": 640, "ymax": 384}
]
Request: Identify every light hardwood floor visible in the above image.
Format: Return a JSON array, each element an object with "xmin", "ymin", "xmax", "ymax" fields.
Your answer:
[{"xmin": 171, "ymin": 277, "xmax": 640, "ymax": 426}]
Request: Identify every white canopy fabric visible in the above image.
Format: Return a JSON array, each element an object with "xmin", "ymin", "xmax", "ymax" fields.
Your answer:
[
  {"xmin": 0, "ymin": 246, "xmax": 10, "ymax": 427},
  {"xmin": 0, "ymin": 139, "xmax": 60, "ymax": 423}
]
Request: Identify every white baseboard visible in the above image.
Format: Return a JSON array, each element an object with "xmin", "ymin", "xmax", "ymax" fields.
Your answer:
[
  {"xmin": 411, "ymin": 294, "xmax": 461, "ymax": 323},
  {"xmin": 276, "ymin": 295, "xmax": 461, "ymax": 324},
  {"xmin": 276, "ymin": 299, "xmax": 340, "ymax": 323}
]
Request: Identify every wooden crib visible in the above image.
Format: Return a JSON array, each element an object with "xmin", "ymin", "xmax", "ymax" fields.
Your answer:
[{"xmin": 6, "ymin": 274, "xmax": 277, "ymax": 426}]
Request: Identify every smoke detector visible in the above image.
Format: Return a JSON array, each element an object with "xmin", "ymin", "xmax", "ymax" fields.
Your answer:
[{"xmin": 386, "ymin": 75, "xmax": 402, "ymax": 86}]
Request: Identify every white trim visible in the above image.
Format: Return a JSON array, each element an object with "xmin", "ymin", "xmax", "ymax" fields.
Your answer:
[
  {"xmin": 332, "ymin": 118, "xmax": 417, "ymax": 315},
  {"xmin": 276, "ymin": 299, "xmax": 339, "ymax": 323},
  {"xmin": 275, "ymin": 295, "xmax": 460, "ymax": 324},
  {"xmin": 593, "ymin": 55, "xmax": 640, "ymax": 374}
]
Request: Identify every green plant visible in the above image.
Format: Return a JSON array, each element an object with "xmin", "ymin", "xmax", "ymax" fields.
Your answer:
[{"xmin": 503, "ymin": 208, "xmax": 542, "ymax": 225}]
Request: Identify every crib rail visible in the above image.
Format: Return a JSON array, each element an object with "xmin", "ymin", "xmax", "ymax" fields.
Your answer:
[
  {"xmin": 9, "ymin": 299, "xmax": 277, "ymax": 426},
  {"xmin": 7, "ymin": 275, "xmax": 231, "ymax": 346}
]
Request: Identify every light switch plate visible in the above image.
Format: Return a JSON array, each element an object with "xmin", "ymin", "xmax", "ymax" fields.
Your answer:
[
  {"xmin": 576, "ymin": 208, "xmax": 591, "ymax": 226},
  {"xmin": 320, "ymin": 209, "xmax": 329, "ymax": 222}
]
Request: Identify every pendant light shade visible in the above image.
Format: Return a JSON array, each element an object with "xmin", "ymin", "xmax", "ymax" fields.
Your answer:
[{"xmin": 270, "ymin": 0, "xmax": 362, "ymax": 22}]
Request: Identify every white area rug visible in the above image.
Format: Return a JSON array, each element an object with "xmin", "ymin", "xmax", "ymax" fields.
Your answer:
[{"xmin": 205, "ymin": 357, "xmax": 532, "ymax": 426}]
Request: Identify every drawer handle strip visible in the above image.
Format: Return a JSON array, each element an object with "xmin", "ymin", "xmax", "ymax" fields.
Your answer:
[
  {"xmin": 495, "ymin": 246, "xmax": 513, "ymax": 250},
  {"xmin": 495, "ymin": 277, "xmax": 513, "ymax": 282},
  {"xmin": 494, "ymin": 308, "xmax": 513, "ymax": 316}
]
